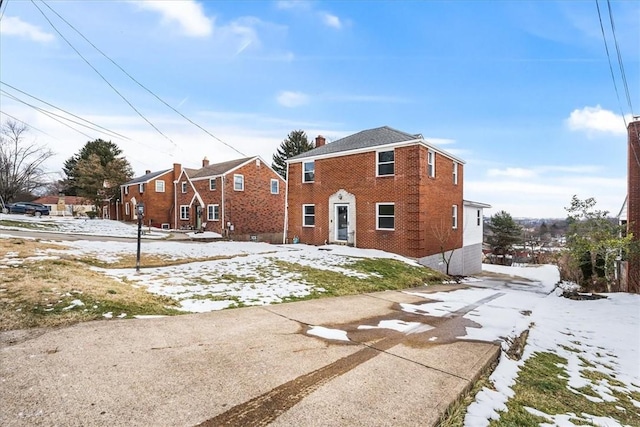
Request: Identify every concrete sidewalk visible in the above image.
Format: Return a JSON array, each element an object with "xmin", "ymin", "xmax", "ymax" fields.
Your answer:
[{"xmin": 1, "ymin": 287, "xmax": 499, "ymax": 426}]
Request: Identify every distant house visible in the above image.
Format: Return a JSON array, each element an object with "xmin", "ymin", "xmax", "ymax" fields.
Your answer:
[
  {"xmin": 285, "ymin": 126, "xmax": 489, "ymax": 274},
  {"xmin": 33, "ymin": 195, "xmax": 94, "ymax": 216},
  {"xmin": 120, "ymin": 156, "xmax": 285, "ymax": 242}
]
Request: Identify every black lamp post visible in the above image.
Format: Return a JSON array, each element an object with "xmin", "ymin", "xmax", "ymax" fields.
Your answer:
[{"xmin": 136, "ymin": 203, "xmax": 144, "ymax": 273}]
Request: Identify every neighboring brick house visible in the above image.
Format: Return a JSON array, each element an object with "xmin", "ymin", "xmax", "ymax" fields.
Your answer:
[
  {"xmin": 286, "ymin": 126, "xmax": 485, "ymax": 274},
  {"xmin": 178, "ymin": 156, "xmax": 285, "ymax": 242},
  {"xmin": 33, "ymin": 195, "xmax": 94, "ymax": 216},
  {"xmin": 120, "ymin": 167, "xmax": 178, "ymax": 229},
  {"xmin": 625, "ymin": 119, "xmax": 639, "ymax": 293}
]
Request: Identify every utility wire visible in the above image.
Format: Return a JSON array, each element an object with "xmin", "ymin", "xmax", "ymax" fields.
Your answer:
[
  {"xmin": 0, "ymin": 0, "xmax": 8, "ymax": 21},
  {"xmin": 0, "ymin": 109, "xmax": 57, "ymax": 139},
  {"xmin": 40, "ymin": 0, "xmax": 246, "ymax": 157},
  {"xmin": 30, "ymin": 0, "xmax": 177, "ymax": 149},
  {"xmin": 1, "ymin": 81, "xmax": 131, "ymax": 141},
  {"xmin": 607, "ymin": 0, "xmax": 635, "ymax": 116}
]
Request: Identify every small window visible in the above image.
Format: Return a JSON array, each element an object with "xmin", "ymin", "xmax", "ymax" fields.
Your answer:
[
  {"xmin": 208, "ymin": 204, "xmax": 220, "ymax": 221},
  {"xmin": 477, "ymin": 209, "xmax": 481, "ymax": 226},
  {"xmin": 453, "ymin": 162, "xmax": 458, "ymax": 185},
  {"xmin": 452, "ymin": 205, "xmax": 458, "ymax": 229},
  {"xmin": 139, "ymin": 183, "xmax": 145, "ymax": 193},
  {"xmin": 180, "ymin": 205, "xmax": 189, "ymax": 220},
  {"xmin": 377, "ymin": 203, "xmax": 395, "ymax": 230},
  {"xmin": 209, "ymin": 178, "xmax": 216, "ymax": 191},
  {"xmin": 181, "ymin": 182, "xmax": 187, "ymax": 193},
  {"xmin": 125, "ymin": 202, "xmax": 130, "ymax": 215},
  {"xmin": 155, "ymin": 180, "xmax": 165, "ymax": 192},
  {"xmin": 303, "ymin": 161, "xmax": 315, "ymax": 183},
  {"xmin": 270, "ymin": 179, "xmax": 279, "ymax": 194},
  {"xmin": 234, "ymin": 174, "xmax": 244, "ymax": 191},
  {"xmin": 303, "ymin": 204, "xmax": 315, "ymax": 227},
  {"xmin": 427, "ymin": 151, "xmax": 435, "ymax": 178},
  {"xmin": 377, "ymin": 150, "xmax": 394, "ymax": 176},
  {"xmin": 124, "ymin": 186, "xmax": 129, "ymax": 195},
  {"xmin": 161, "ymin": 223, "xmax": 170, "ymax": 230}
]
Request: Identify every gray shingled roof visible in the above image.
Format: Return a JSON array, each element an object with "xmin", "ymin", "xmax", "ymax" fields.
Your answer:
[
  {"xmin": 289, "ymin": 126, "xmax": 422, "ymax": 161},
  {"xmin": 124, "ymin": 169, "xmax": 171, "ymax": 185},
  {"xmin": 188, "ymin": 157, "xmax": 254, "ymax": 179}
]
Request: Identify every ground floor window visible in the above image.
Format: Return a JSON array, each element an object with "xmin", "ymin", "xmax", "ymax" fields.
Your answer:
[
  {"xmin": 376, "ymin": 203, "xmax": 395, "ymax": 230},
  {"xmin": 180, "ymin": 205, "xmax": 189, "ymax": 220},
  {"xmin": 303, "ymin": 204, "xmax": 315, "ymax": 227},
  {"xmin": 208, "ymin": 204, "xmax": 220, "ymax": 221}
]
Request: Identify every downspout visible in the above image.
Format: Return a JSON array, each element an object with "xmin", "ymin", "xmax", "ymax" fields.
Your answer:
[
  {"xmin": 221, "ymin": 174, "xmax": 225, "ymax": 235},
  {"xmin": 173, "ymin": 180, "xmax": 178, "ymax": 230},
  {"xmin": 283, "ymin": 162, "xmax": 289, "ymax": 244}
]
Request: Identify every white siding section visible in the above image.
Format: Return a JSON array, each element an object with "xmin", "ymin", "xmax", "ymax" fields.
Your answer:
[{"xmin": 463, "ymin": 204, "xmax": 483, "ymax": 246}]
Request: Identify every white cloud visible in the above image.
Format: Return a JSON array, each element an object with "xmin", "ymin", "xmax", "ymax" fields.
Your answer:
[
  {"xmin": 487, "ymin": 167, "xmax": 537, "ymax": 179},
  {"xmin": 425, "ymin": 137, "xmax": 456, "ymax": 146},
  {"xmin": 276, "ymin": 91, "xmax": 309, "ymax": 108},
  {"xmin": 321, "ymin": 12, "xmax": 342, "ymax": 29},
  {"xmin": 275, "ymin": 1, "xmax": 311, "ymax": 10},
  {"xmin": 566, "ymin": 105, "xmax": 629, "ymax": 135},
  {"xmin": 0, "ymin": 16, "xmax": 54, "ymax": 43},
  {"xmin": 326, "ymin": 94, "xmax": 409, "ymax": 103},
  {"xmin": 136, "ymin": 0, "xmax": 213, "ymax": 38}
]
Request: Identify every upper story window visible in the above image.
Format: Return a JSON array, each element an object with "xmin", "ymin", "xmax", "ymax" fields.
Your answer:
[
  {"xmin": 303, "ymin": 204, "xmax": 315, "ymax": 227},
  {"xmin": 271, "ymin": 179, "xmax": 279, "ymax": 194},
  {"xmin": 303, "ymin": 161, "xmax": 315, "ymax": 183},
  {"xmin": 477, "ymin": 209, "xmax": 481, "ymax": 226},
  {"xmin": 234, "ymin": 174, "xmax": 244, "ymax": 191},
  {"xmin": 209, "ymin": 178, "xmax": 216, "ymax": 191},
  {"xmin": 453, "ymin": 162, "xmax": 458, "ymax": 185},
  {"xmin": 427, "ymin": 151, "xmax": 435, "ymax": 178},
  {"xmin": 452, "ymin": 205, "xmax": 458, "ymax": 229},
  {"xmin": 139, "ymin": 183, "xmax": 145, "ymax": 193},
  {"xmin": 377, "ymin": 150, "xmax": 395, "ymax": 176},
  {"xmin": 155, "ymin": 180, "xmax": 165, "ymax": 192},
  {"xmin": 376, "ymin": 203, "xmax": 395, "ymax": 230},
  {"xmin": 181, "ymin": 182, "xmax": 187, "ymax": 193},
  {"xmin": 124, "ymin": 186, "xmax": 129, "ymax": 195}
]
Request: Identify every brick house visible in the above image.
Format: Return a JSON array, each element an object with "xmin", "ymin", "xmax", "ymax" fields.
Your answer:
[
  {"xmin": 177, "ymin": 156, "xmax": 285, "ymax": 242},
  {"xmin": 625, "ymin": 119, "xmax": 639, "ymax": 293},
  {"xmin": 120, "ymin": 156, "xmax": 285, "ymax": 242},
  {"xmin": 286, "ymin": 126, "xmax": 486, "ymax": 274}
]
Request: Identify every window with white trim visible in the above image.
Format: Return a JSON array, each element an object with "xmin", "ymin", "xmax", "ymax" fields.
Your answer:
[
  {"xmin": 452, "ymin": 205, "xmax": 458, "ymax": 229},
  {"xmin": 427, "ymin": 151, "xmax": 435, "ymax": 178},
  {"xmin": 477, "ymin": 209, "xmax": 481, "ymax": 226},
  {"xmin": 139, "ymin": 183, "xmax": 145, "ymax": 193},
  {"xmin": 377, "ymin": 150, "xmax": 394, "ymax": 176},
  {"xmin": 155, "ymin": 180, "xmax": 165, "ymax": 192},
  {"xmin": 234, "ymin": 174, "xmax": 244, "ymax": 191},
  {"xmin": 303, "ymin": 204, "xmax": 315, "ymax": 227},
  {"xmin": 209, "ymin": 178, "xmax": 216, "ymax": 191},
  {"xmin": 303, "ymin": 161, "xmax": 315, "ymax": 183},
  {"xmin": 181, "ymin": 182, "xmax": 187, "ymax": 193},
  {"xmin": 270, "ymin": 179, "xmax": 279, "ymax": 194},
  {"xmin": 180, "ymin": 205, "xmax": 189, "ymax": 220},
  {"xmin": 453, "ymin": 162, "xmax": 458, "ymax": 185},
  {"xmin": 125, "ymin": 202, "xmax": 130, "ymax": 215},
  {"xmin": 376, "ymin": 203, "xmax": 395, "ymax": 230},
  {"xmin": 208, "ymin": 204, "xmax": 220, "ymax": 221},
  {"xmin": 124, "ymin": 186, "xmax": 129, "ymax": 195}
]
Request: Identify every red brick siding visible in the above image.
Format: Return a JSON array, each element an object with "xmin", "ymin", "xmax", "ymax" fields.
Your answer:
[
  {"xmin": 628, "ymin": 121, "xmax": 640, "ymax": 293},
  {"xmin": 121, "ymin": 172, "xmax": 175, "ymax": 228},
  {"xmin": 287, "ymin": 145, "xmax": 463, "ymax": 258},
  {"xmin": 176, "ymin": 172, "xmax": 199, "ymax": 229}
]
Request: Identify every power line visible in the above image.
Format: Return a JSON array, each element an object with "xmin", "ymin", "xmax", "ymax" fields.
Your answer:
[
  {"xmin": 39, "ymin": 0, "xmax": 246, "ymax": 157},
  {"xmin": 1, "ymin": 81, "xmax": 131, "ymax": 141},
  {"xmin": 606, "ymin": 0, "xmax": 634, "ymax": 117},
  {"xmin": 30, "ymin": 0, "xmax": 177, "ymax": 148},
  {"xmin": 0, "ymin": 110, "xmax": 57, "ymax": 139}
]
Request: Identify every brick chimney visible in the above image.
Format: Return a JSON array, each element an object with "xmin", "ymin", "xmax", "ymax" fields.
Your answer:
[
  {"xmin": 202, "ymin": 157, "xmax": 210, "ymax": 168},
  {"xmin": 145, "ymin": 169, "xmax": 151, "ymax": 175},
  {"xmin": 627, "ymin": 120, "xmax": 640, "ymax": 293},
  {"xmin": 315, "ymin": 135, "xmax": 326, "ymax": 148}
]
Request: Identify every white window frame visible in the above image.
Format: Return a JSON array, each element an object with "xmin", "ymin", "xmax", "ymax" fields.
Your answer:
[
  {"xmin": 181, "ymin": 182, "xmax": 187, "ymax": 193},
  {"xmin": 139, "ymin": 183, "xmax": 145, "ymax": 193},
  {"xmin": 234, "ymin": 174, "xmax": 244, "ymax": 191},
  {"xmin": 208, "ymin": 204, "xmax": 220, "ymax": 221},
  {"xmin": 125, "ymin": 202, "xmax": 130, "ymax": 215},
  {"xmin": 155, "ymin": 180, "xmax": 165, "ymax": 192},
  {"xmin": 376, "ymin": 203, "xmax": 395, "ymax": 231},
  {"xmin": 477, "ymin": 209, "xmax": 481, "ymax": 226},
  {"xmin": 180, "ymin": 205, "xmax": 189, "ymax": 220},
  {"xmin": 302, "ymin": 204, "xmax": 315, "ymax": 227},
  {"xmin": 124, "ymin": 186, "xmax": 129, "ymax": 195},
  {"xmin": 376, "ymin": 150, "xmax": 395, "ymax": 177},
  {"xmin": 453, "ymin": 162, "xmax": 458, "ymax": 185},
  {"xmin": 302, "ymin": 161, "xmax": 315, "ymax": 183},
  {"xmin": 427, "ymin": 151, "xmax": 435, "ymax": 178},
  {"xmin": 209, "ymin": 178, "xmax": 216, "ymax": 191},
  {"xmin": 452, "ymin": 205, "xmax": 458, "ymax": 229},
  {"xmin": 270, "ymin": 179, "xmax": 279, "ymax": 194}
]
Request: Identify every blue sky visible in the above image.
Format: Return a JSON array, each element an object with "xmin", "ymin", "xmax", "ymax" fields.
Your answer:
[{"xmin": 1, "ymin": 0, "xmax": 638, "ymax": 218}]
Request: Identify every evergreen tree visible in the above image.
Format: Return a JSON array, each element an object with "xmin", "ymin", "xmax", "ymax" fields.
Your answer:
[
  {"xmin": 272, "ymin": 130, "xmax": 314, "ymax": 179},
  {"xmin": 63, "ymin": 139, "xmax": 126, "ymax": 195},
  {"xmin": 486, "ymin": 210, "xmax": 522, "ymax": 252}
]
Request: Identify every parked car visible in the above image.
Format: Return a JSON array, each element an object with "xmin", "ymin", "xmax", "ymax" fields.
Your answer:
[{"xmin": 7, "ymin": 202, "xmax": 50, "ymax": 216}]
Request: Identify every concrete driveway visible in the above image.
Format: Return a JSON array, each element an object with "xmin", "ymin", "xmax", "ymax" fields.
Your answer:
[{"xmin": 0, "ymin": 284, "xmax": 500, "ymax": 427}]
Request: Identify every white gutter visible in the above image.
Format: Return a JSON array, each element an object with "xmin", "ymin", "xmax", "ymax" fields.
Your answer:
[{"xmin": 283, "ymin": 163, "xmax": 289, "ymax": 244}]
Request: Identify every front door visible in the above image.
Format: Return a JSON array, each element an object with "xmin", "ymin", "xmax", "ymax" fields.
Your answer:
[{"xmin": 335, "ymin": 204, "xmax": 349, "ymax": 242}]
